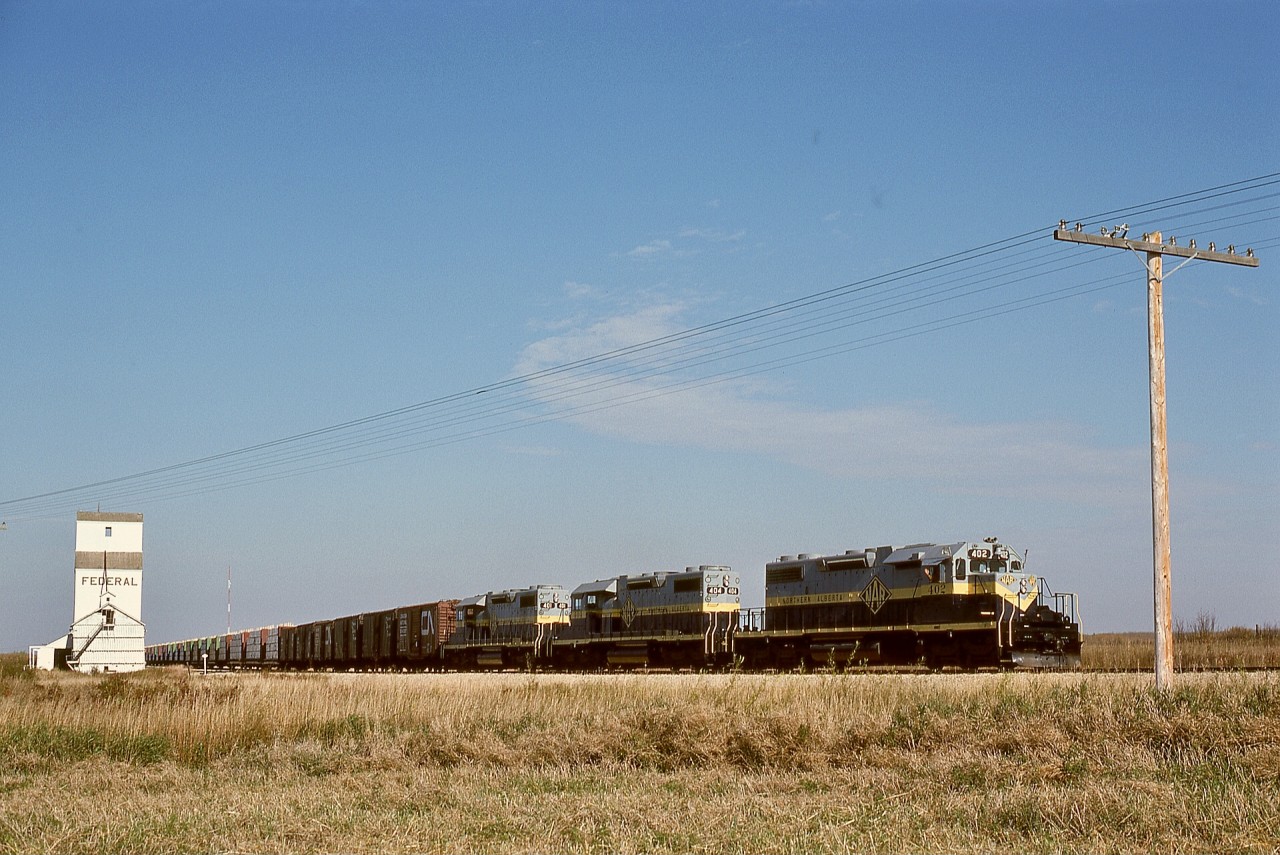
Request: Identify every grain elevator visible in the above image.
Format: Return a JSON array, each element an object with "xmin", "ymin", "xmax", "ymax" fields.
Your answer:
[{"xmin": 29, "ymin": 511, "xmax": 146, "ymax": 672}]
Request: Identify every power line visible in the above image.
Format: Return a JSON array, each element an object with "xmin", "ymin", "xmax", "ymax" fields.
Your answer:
[
  {"xmin": 0, "ymin": 276, "xmax": 1142, "ymax": 519},
  {"xmin": 3, "ymin": 232, "xmax": 1269, "ymax": 521},
  {"xmin": 5, "ymin": 192, "xmax": 1275, "ymax": 517},
  {"xmin": 3, "ymin": 174, "xmax": 1276, "ymax": 520}
]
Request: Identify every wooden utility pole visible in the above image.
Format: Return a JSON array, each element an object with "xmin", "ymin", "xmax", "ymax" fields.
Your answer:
[{"xmin": 1054, "ymin": 222, "xmax": 1259, "ymax": 690}]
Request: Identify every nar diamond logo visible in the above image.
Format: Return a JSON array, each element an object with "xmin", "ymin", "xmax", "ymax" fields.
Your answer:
[{"xmin": 860, "ymin": 576, "xmax": 891, "ymax": 615}]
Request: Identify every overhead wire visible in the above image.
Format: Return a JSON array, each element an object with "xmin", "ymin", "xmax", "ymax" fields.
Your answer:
[
  {"xmin": 3, "ymin": 173, "xmax": 1277, "ymax": 520},
  {"xmin": 3, "ymin": 234, "xmax": 1088, "ymax": 511},
  {"xmin": 0, "ymin": 239, "xmax": 1122, "ymax": 515},
  {"xmin": 5, "ymin": 192, "xmax": 1275, "ymax": 516},
  {"xmin": 0, "ymin": 258, "xmax": 1256, "ymax": 520},
  {"xmin": 0, "ymin": 272, "xmax": 1142, "ymax": 518},
  {"xmin": 131, "ymin": 189, "xmax": 1275, "ymax": 442},
  {"xmin": 5, "ymin": 241, "xmax": 1269, "ymax": 514}
]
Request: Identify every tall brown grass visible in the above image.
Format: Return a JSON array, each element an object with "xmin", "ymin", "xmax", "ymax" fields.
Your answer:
[
  {"xmin": 1084, "ymin": 625, "xmax": 1280, "ymax": 670},
  {"xmin": 1, "ymin": 656, "xmax": 1277, "ymax": 853}
]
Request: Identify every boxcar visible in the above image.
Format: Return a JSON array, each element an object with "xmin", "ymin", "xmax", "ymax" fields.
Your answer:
[
  {"xmin": 357, "ymin": 608, "xmax": 395, "ymax": 669},
  {"xmin": 391, "ymin": 600, "xmax": 459, "ymax": 669}
]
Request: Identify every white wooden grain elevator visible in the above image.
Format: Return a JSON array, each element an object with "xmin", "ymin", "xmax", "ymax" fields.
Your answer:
[{"xmin": 29, "ymin": 511, "xmax": 146, "ymax": 672}]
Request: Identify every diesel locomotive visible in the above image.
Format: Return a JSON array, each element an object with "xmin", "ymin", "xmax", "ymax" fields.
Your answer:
[
  {"xmin": 737, "ymin": 538, "xmax": 1081, "ymax": 669},
  {"xmin": 145, "ymin": 536, "xmax": 1082, "ymax": 671}
]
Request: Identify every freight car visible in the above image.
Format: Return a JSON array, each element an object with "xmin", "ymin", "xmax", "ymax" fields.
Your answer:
[
  {"xmin": 145, "ymin": 536, "xmax": 1081, "ymax": 671},
  {"xmin": 274, "ymin": 601, "xmax": 458, "ymax": 671}
]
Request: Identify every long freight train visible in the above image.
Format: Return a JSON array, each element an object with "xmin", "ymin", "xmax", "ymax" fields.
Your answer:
[{"xmin": 146, "ymin": 536, "xmax": 1082, "ymax": 671}]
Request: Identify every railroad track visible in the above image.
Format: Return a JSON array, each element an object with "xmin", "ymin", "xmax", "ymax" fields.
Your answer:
[
  {"xmin": 179, "ymin": 662, "xmax": 1280, "ymax": 676},
  {"xmin": 1077, "ymin": 665, "xmax": 1280, "ymax": 675}
]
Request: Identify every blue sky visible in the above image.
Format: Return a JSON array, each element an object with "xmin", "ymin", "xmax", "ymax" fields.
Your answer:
[{"xmin": 2, "ymin": 1, "xmax": 1277, "ymax": 650}]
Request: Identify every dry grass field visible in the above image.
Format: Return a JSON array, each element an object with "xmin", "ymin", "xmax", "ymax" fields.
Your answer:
[
  {"xmin": 1, "ymin": 652, "xmax": 1278, "ymax": 854},
  {"xmin": 1083, "ymin": 625, "xmax": 1280, "ymax": 671}
]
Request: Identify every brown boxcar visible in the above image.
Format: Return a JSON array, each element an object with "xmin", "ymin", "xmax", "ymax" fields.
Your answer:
[
  {"xmin": 330, "ymin": 615, "xmax": 349, "ymax": 666},
  {"xmin": 309, "ymin": 622, "xmax": 326, "ymax": 668},
  {"xmin": 393, "ymin": 601, "xmax": 459, "ymax": 668},
  {"xmin": 320, "ymin": 620, "xmax": 335, "ymax": 665},
  {"xmin": 359, "ymin": 608, "xmax": 395, "ymax": 668},
  {"xmin": 278, "ymin": 624, "xmax": 298, "ymax": 668},
  {"xmin": 292, "ymin": 622, "xmax": 315, "ymax": 668},
  {"xmin": 335, "ymin": 614, "xmax": 362, "ymax": 668}
]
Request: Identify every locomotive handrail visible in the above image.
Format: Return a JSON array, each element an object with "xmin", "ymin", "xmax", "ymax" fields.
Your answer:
[
  {"xmin": 739, "ymin": 607, "xmax": 765, "ymax": 632},
  {"xmin": 1034, "ymin": 577, "xmax": 1081, "ymax": 627}
]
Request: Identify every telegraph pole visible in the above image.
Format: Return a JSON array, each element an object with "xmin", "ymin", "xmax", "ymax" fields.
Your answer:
[{"xmin": 1054, "ymin": 222, "xmax": 1259, "ymax": 690}]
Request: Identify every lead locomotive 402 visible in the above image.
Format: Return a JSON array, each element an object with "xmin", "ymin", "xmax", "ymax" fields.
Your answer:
[{"xmin": 147, "ymin": 536, "xmax": 1082, "ymax": 671}]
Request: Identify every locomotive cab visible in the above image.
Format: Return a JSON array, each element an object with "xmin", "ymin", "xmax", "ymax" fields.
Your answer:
[
  {"xmin": 454, "ymin": 594, "xmax": 490, "ymax": 643},
  {"xmin": 925, "ymin": 538, "xmax": 1082, "ymax": 669},
  {"xmin": 570, "ymin": 578, "xmax": 619, "ymax": 636}
]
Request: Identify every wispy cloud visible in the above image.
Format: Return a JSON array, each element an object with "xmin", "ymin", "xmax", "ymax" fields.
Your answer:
[
  {"xmin": 1225, "ymin": 285, "xmax": 1267, "ymax": 306},
  {"xmin": 678, "ymin": 227, "xmax": 746, "ymax": 242},
  {"xmin": 563, "ymin": 280, "xmax": 595, "ymax": 299},
  {"xmin": 515, "ymin": 302, "xmax": 1147, "ymax": 507},
  {"xmin": 626, "ymin": 239, "xmax": 675, "ymax": 258},
  {"xmin": 624, "ymin": 226, "xmax": 748, "ymax": 259},
  {"xmin": 515, "ymin": 302, "xmax": 689, "ymax": 373}
]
